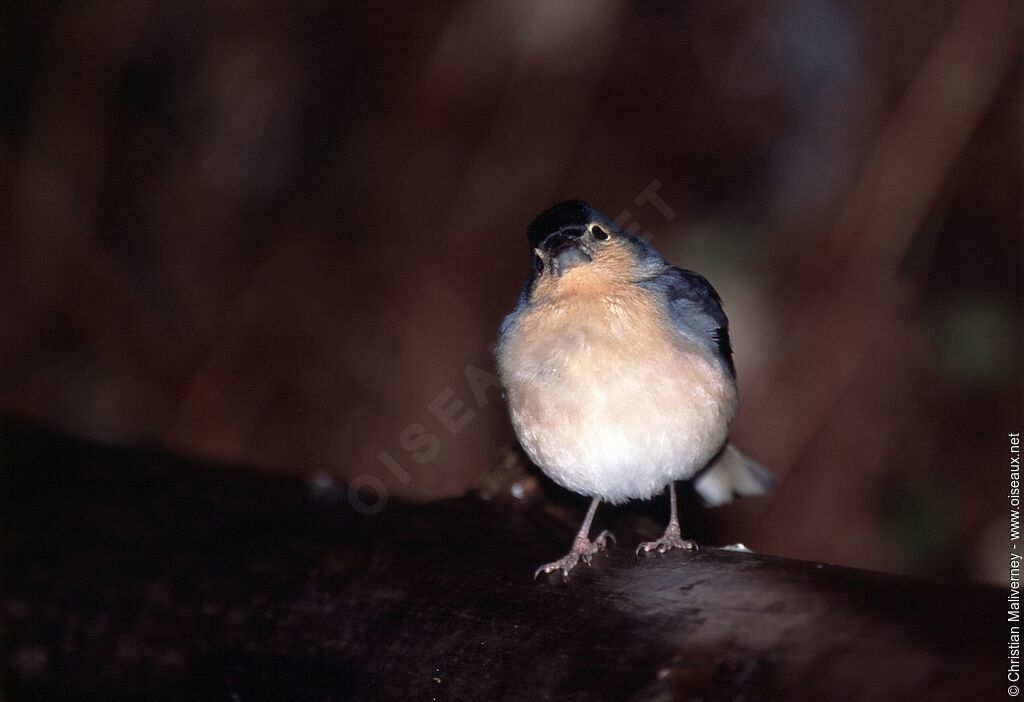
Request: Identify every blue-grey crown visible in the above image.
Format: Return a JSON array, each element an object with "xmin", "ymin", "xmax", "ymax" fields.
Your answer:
[{"xmin": 527, "ymin": 200, "xmax": 592, "ymax": 250}]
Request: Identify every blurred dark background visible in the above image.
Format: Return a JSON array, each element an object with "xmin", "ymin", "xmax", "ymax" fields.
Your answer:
[{"xmin": 0, "ymin": 0, "xmax": 1019, "ymax": 583}]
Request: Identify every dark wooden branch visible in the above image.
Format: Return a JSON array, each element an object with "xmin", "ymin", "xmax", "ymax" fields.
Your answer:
[{"xmin": 1, "ymin": 423, "xmax": 1004, "ymax": 701}]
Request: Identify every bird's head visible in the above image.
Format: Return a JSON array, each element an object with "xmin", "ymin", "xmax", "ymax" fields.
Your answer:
[{"xmin": 525, "ymin": 200, "xmax": 664, "ymax": 300}]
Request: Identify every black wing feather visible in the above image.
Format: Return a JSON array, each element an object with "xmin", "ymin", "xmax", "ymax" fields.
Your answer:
[{"xmin": 640, "ymin": 266, "xmax": 735, "ymax": 376}]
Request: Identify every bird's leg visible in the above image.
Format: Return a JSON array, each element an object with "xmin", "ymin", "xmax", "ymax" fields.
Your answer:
[
  {"xmin": 637, "ymin": 482, "xmax": 698, "ymax": 556},
  {"xmin": 534, "ymin": 497, "xmax": 615, "ymax": 579}
]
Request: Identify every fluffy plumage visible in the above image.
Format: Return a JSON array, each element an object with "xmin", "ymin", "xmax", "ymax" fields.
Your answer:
[{"xmin": 497, "ymin": 200, "xmax": 767, "ymax": 505}]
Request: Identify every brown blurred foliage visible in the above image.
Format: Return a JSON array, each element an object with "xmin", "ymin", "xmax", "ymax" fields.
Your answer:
[{"xmin": 0, "ymin": 0, "xmax": 1020, "ymax": 581}]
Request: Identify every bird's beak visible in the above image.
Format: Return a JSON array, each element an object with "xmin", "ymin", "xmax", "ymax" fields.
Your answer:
[
  {"xmin": 552, "ymin": 246, "xmax": 591, "ymax": 276},
  {"xmin": 543, "ymin": 230, "xmax": 591, "ymax": 277}
]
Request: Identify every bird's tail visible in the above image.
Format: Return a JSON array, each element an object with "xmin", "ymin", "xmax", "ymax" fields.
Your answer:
[{"xmin": 693, "ymin": 444, "xmax": 774, "ymax": 507}]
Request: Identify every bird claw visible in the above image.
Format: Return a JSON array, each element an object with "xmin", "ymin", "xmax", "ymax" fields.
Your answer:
[
  {"xmin": 534, "ymin": 531, "xmax": 616, "ymax": 579},
  {"xmin": 636, "ymin": 524, "xmax": 698, "ymax": 556}
]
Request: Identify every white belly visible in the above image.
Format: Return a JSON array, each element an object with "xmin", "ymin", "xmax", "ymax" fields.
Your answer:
[{"xmin": 499, "ymin": 301, "xmax": 736, "ymax": 503}]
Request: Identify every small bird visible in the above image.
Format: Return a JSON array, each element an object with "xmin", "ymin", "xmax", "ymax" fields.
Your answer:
[{"xmin": 496, "ymin": 200, "xmax": 773, "ymax": 578}]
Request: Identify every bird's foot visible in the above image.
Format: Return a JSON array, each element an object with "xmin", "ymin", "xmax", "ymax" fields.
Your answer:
[
  {"xmin": 636, "ymin": 523, "xmax": 698, "ymax": 556},
  {"xmin": 534, "ymin": 530, "xmax": 615, "ymax": 579}
]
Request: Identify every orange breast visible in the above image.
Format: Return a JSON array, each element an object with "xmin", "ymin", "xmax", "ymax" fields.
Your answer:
[{"xmin": 496, "ymin": 277, "xmax": 737, "ymax": 502}]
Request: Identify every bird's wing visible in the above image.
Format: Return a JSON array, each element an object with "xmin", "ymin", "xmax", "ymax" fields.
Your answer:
[{"xmin": 640, "ymin": 266, "xmax": 735, "ymax": 376}]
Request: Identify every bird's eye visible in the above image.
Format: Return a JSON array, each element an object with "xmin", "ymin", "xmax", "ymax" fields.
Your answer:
[
  {"xmin": 534, "ymin": 253, "xmax": 544, "ymax": 274},
  {"xmin": 591, "ymin": 226, "xmax": 610, "ymax": 241}
]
